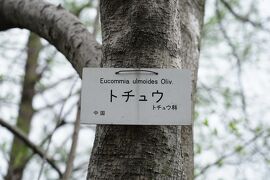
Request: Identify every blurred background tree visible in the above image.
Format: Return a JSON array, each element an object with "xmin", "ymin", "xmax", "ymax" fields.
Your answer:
[
  {"xmin": 0, "ymin": 0, "xmax": 100, "ymax": 179},
  {"xmin": 195, "ymin": 0, "xmax": 270, "ymax": 179},
  {"xmin": 0, "ymin": 0, "xmax": 269, "ymax": 179}
]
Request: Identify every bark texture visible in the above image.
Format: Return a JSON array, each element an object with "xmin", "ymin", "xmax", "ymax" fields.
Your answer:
[
  {"xmin": 88, "ymin": 0, "xmax": 205, "ymax": 179},
  {"xmin": 5, "ymin": 33, "xmax": 41, "ymax": 180},
  {"xmin": 0, "ymin": 0, "xmax": 102, "ymax": 76}
]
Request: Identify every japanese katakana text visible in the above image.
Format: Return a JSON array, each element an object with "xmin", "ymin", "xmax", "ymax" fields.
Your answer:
[{"xmin": 110, "ymin": 89, "xmax": 164, "ymax": 103}]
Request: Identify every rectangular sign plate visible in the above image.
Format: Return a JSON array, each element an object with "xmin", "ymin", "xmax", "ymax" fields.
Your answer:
[{"xmin": 81, "ymin": 68, "xmax": 192, "ymax": 125}]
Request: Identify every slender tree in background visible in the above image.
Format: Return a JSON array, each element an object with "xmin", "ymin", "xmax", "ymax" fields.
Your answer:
[
  {"xmin": 0, "ymin": 0, "xmax": 205, "ymax": 179},
  {"xmin": 5, "ymin": 33, "xmax": 41, "ymax": 180}
]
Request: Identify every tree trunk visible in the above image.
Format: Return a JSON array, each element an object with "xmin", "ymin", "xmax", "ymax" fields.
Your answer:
[
  {"xmin": 6, "ymin": 33, "xmax": 41, "ymax": 180},
  {"xmin": 88, "ymin": 0, "xmax": 205, "ymax": 179}
]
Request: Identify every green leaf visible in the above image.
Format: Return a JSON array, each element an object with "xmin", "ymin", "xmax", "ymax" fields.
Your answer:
[
  {"xmin": 235, "ymin": 145, "xmax": 243, "ymax": 153},
  {"xmin": 217, "ymin": 159, "xmax": 224, "ymax": 167},
  {"xmin": 203, "ymin": 118, "xmax": 209, "ymax": 126},
  {"xmin": 229, "ymin": 121, "xmax": 238, "ymax": 133}
]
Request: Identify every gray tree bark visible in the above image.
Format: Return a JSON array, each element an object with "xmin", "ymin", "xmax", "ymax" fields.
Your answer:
[
  {"xmin": 0, "ymin": 0, "xmax": 102, "ymax": 76},
  {"xmin": 0, "ymin": 0, "xmax": 205, "ymax": 179},
  {"xmin": 87, "ymin": 0, "xmax": 205, "ymax": 179}
]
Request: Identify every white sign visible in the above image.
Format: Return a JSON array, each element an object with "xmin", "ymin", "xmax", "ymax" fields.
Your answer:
[{"xmin": 81, "ymin": 68, "xmax": 192, "ymax": 125}]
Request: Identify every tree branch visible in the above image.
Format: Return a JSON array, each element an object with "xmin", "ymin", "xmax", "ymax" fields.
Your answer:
[
  {"xmin": 220, "ymin": 0, "xmax": 263, "ymax": 28},
  {"xmin": 36, "ymin": 74, "xmax": 76, "ymax": 94},
  {"xmin": 92, "ymin": 1, "xmax": 100, "ymax": 38},
  {"xmin": 196, "ymin": 130, "xmax": 266, "ymax": 177},
  {"xmin": 0, "ymin": 0, "xmax": 102, "ymax": 77},
  {"xmin": 63, "ymin": 99, "xmax": 81, "ymax": 180},
  {"xmin": 0, "ymin": 118, "xmax": 63, "ymax": 177},
  {"xmin": 37, "ymin": 76, "xmax": 79, "ymax": 179},
  {"xmin": 216, "ymin": 0, "xmax": 248, "ymax": 121}
]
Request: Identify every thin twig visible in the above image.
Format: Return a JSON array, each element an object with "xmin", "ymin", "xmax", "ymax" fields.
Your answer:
[
  {"xmin": 196, "ymin": 130, "xmax": 266, "ymax": 177},
  {"xmin": 23, "ymin": 119, "xmax": 72, "ymax": 165},
  {"xmin": 62, "ymin": 98, "xmax": 81, "ymax": 179},
  {"xmin": 216, "ymin": 0, "xmax": 248, "ymax": 121},
  {"xmin": 34, "ymin": 89, "xmax": 80, "ymax": 112},
  {"xmin": 220, "ymin": 0, "xmax": 263, "ymax": 29},
  {"xmin": 36, "ymin": 50, "xmax": 58, "ymax": 81},
  {"xmin": 37, "ymin": 77, "xmax": 79, "ymax": 179},
  {"xmin": 0, "ymin": 118, "xmax": 62, "ymax": 177},
  {"xmin": 36, "ymin": 74, "xmax": 76, "ymax": 94},
  {"xmin": 93, "ymin": 1, "xmax": 100, "ymax": 38}
]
